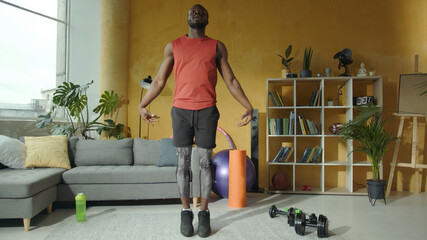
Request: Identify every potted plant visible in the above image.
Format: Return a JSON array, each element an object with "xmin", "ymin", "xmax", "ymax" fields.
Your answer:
[
  {"xmin": 277, "ymin": 45, "xmax": 294, "ymax": 78},
  {"xmin": 300, "ymin": 47, "xmax": 313, "ymax": 78},
  {"xmin": 338, "ymin": 104, "xmax": 398, "ymax": 205},
  {"xmin": 327, "ymin": 97, "xmax": 334, "ymax": 106},
  {"xmin": 36, "ymin": 81, "xmax": 127, "ymax": 139}
]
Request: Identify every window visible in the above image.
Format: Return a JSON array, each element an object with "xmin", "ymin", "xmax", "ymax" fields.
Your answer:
[{"xmin": 0, "ymin": 0, "xmax": 69, "ymax": 119}]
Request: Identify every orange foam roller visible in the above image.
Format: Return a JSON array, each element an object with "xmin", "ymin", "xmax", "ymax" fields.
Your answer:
[{"xmin": 228, "ymin": 150, "xmax": 246, "ymax": 208}]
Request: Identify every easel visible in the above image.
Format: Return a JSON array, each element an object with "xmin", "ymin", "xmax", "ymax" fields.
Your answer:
[{"xmin": 386, "ymin": 113, "xmax": 427, "ymax": 198}]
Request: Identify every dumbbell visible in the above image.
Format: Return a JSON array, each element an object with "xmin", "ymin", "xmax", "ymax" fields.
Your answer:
[
  {"xmin": 268, "ymin": 205, "xmax": 301, "ymax": 226},
  {"xmin": 294, "ymin": 212, "xmax": 328, "ymax": 238}
]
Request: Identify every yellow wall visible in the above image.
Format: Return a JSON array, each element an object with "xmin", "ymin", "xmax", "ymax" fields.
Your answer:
[
  {"xmin": 100, "ymin": 0, "xmax": 130, "ymax": 126},
  {"xmin": 126, "ymin": 0, "xmax": 427, "ymax": 191}
]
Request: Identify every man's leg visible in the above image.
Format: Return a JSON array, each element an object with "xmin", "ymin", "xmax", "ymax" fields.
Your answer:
[
  {"xmin": 176, "ymin": 146, "xmax": 193, "ymax": 237},
  {"xmin": 197, "ymin": 147, "xmax": 212, "ymax": 238},
  {"xmin": 194, "ymin": 106, "xmax": 219, "ymax": 238},
  {"xmin": 197, "ymin": 147, "xmax": 213, "ymax": 210}
]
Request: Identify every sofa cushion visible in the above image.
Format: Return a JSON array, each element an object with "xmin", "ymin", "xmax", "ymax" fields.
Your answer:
[
  {"xmin": 62, "ymin": 165, "xmax": 177, "ymax": 184},
  {"xmin": 25, "ymin": 135, "xmax": 71, "ymax": 169},
  {"xmin": 20, "ymin": 136, "xmax": 79, "ymax": 168},
  {"xmin": 75, "ymin": 138, "xmax": 133, "ymax": 166},
  {"xmin": 68, "ymin": 136, "xmax": 79, "ymax": 167},
  {"xmin": 0, "ymin": 135, "xmax": 26, "ymax": 169},
  {"xmin": 0, "ymin": 168, "xmax": 66, "ymax": 198},
  {"xmin": 157, "ymin": 138, "xmax": 178, "ymax": 167},
  {"xmin": 133, "ymin": 138, "xmax": 160, "ymax": 165}
]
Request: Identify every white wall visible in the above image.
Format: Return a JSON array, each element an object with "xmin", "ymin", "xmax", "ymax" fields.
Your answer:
[{"xmin": 69, "ymin": 0, "xmax": 101, "ymax": 123}]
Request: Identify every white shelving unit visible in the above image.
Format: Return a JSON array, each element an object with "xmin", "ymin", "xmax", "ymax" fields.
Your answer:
[{"xmin": 266, "ymin": 76, "xmax": 383, "ymax": 195}]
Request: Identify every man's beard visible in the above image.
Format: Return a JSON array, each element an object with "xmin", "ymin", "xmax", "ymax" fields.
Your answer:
[{"xmin": 188, "ymin": 21, "xmax": 207, "ymax": 29}]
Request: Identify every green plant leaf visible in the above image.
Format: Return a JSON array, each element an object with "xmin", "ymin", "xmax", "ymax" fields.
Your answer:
[
  {"xmin": 95, "ymin": 119, "xmax": 125, "ymax": 139},
  {"xmin": 36, "ymin": 113, "xmax": 53, "ymax": 129},
  {"xmin": 302, "ymin": 47, "xmax": 313, "ymax": 70},
  {"xmin": 93, "ymin": 90, "xmax": 119, "ymax": 115},
  {"xmin": 51, "ymin": 124, "xmax": 74, "ymax": 137},
  {"xmin": 69, "ymin": 95, "xmax": 87, "ymax": 117},
  {"xmin": 285, "ymin": 45, "xmax": 292, "ymax": 58},
  {"xmin": 104, "ymin": 119, "xmax": 115, "ymax": 127},
  {"xmin": 53, "ymin": 82, "xmax": 78, "ymax": 106},
  {"xmin": 338, "ymin": 103, "xmax": 399, "ymax": 181}
]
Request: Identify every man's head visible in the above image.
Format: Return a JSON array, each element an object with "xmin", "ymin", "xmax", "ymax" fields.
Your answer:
[{"xmin": 187, "ymin": 4, "xmax": 209, "ymax": 29}]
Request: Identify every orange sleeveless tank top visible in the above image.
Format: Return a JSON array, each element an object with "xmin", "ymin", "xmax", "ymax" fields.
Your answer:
[{"xmin": 172, "ymin": 35, "xmax": 218, "ymax": 110}]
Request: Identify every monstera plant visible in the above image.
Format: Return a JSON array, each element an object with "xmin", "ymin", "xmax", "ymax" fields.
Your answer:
[{"xmin": 36, "ymin": 81, "xmax": 125, "ymax": 139}]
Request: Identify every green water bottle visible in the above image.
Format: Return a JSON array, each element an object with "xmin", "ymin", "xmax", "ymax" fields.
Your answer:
[{"xmin": 75, "ymin": 193, "xmax": 86, "ymax": 222}]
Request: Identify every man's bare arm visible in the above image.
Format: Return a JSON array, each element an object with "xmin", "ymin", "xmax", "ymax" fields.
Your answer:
[
  {"xmin": 138, "ymin": 42, "xmax": 174, "ymax": 124},
  {"xmin": 216, "ymin": 41, "xmax": 253, "ymax": 127}
]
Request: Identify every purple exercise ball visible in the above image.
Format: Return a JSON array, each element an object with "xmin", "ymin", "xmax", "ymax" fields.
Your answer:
[{"xmin": 211, "ymin": 149, "xmax": 256, "ymax": 198}]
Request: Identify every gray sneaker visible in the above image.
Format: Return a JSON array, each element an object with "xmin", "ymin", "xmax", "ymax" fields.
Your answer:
[
  {"xmin": 198, "ymin": 210, "xmax": 211, "ymax": 238},
  {"xmin": 180, "ymin": 210, "xmax": 194, "ymax": 237}
]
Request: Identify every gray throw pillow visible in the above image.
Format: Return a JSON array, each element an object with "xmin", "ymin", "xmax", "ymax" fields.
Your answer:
[
  {"xmin": 75, "ymin": 138, "xmax": 133, "ymax": 166},
  {"xmin": 157, "ymin": 138, "xmax": 177, "ymax": 167},
  {"xmin": 0, "ymin": 135, "xmax": 26, "ymax": 169},
  {"xmin": 67, "ymin": 136, "xmax": 79, "ymax": 167},
  {"xmin": 133, "ymin": 138, "xmax": 160, "ymax": 165}
]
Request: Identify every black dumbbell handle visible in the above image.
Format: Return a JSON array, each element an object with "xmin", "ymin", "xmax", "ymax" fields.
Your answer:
[{"xmin": 276, "ymin": 210, "xmax": 287, "ymax": 215}]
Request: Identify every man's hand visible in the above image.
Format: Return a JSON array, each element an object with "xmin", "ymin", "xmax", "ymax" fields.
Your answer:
[
  {"xmin": 237, "ymin": 108, "xmax": 253, "ymax": 127},
  {"xmin": 139, "ymin": 107, "xmax": 160, "ymax": 126}
]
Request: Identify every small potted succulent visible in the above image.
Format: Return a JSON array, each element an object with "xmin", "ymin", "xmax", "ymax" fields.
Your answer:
[
  {"xmin": 327, "ymin": 97, "xmax": 334, "ymax": 106},
  {"xmin": 277, "ymin": 45, "xmax": 294, "ymax": 78}
]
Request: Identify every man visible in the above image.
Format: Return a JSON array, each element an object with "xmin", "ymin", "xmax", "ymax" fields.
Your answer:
[{"xmin": 138, "ymin": 4, "xmax": 253, "ymax": 238}]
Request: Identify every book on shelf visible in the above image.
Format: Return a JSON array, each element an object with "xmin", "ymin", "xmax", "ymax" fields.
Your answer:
[
  {"xmin": 273, "ymin": 146, "xmax": 294, "ymax": 163},
  {"xmin": 312, "ymin": 120, "xmax": 320, "ymax": 134},
  {"xmin": 268, "ymin": 91, "xmax": 284, "ymax": 107},
  {"xmin": 298, "ymin": 115, "xmax": 307, "ymax": 135},
  {"xmin": 289, "ymin": 111, "xmax": 295, "ymax": 135},
  {"xmin": 268, "ymin": 92, "xmax": 278, "ymax": 106},
  {"xmin": 311, "ymin": 147, "xmax": 323, "ymax": 163},
  {"xmin": 313, "ymin": 84, "xmax": 322, "ymax": 106},
  {"xmin": 277, "ymin": 147, "xmax": 289, "ymax": 162},
  {"xmin": 281, "ymin": 142, "xmax": 294, "ymax": 162},
  {"xmin": 299, "ymin": 147, "xmax": 313, "ymax": 163},
  {"xmin": 297, "ymin": 115, "xmax": 320, "ymax": 135},
  {"xmin": 275, "ymin": 92, "xmax": 285, "ymax": 106},
  {"xmin": 306, "ymin": 145, "xmax": 319, "ymax": 163},
  {"xmin": 284, "ymin": 118, "xmax": 289, "ymax": 135},
  {"xmin": 268, "ymin": 118, "xmax": 287, "ymax": 135},
  {"xmin": 269, "ymin": 118, "xmax": 276, "ymax": 135},
  {"xmin": 309, "ymin": 90, "xmax": 317, "ymax": 106},
  {"xmin": 277, "ymin": 118, "xmax": 283, "ymax": 135},
  {"xmin": 283, "ymin": 147, "xmax": 294, "ymax": 162},
  {"xmin": 305, "ymin": 118, "xmax": 314, "ymax": 134},
  {"xmin": 272, "ymin": 147, "xmax": 285, "ymax": 162}
]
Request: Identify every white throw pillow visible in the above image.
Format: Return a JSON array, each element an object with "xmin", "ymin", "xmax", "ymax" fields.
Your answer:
[{"xmin": 0, "ymin": 135, "xmax": 26, "ymax": 169}]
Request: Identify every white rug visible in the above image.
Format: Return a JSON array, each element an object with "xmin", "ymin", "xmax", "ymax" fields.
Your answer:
[{"xmin": 44, "ymin": 206, "xmax": 344, "ymax": 240}]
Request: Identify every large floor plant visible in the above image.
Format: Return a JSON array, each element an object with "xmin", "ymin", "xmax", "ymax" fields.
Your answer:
[
  {"xmin": 338, "ymin": 104, "xmax": 398, "ymax": 181},
  {"xmin": 36, "ymin": 81, "xmax": 124, "ymax": 139}
]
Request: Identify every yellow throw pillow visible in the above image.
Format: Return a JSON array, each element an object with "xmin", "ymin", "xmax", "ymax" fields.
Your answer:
[{"xmin": 25, "ymin": 135, "xmax": 71, "ymax": 169}]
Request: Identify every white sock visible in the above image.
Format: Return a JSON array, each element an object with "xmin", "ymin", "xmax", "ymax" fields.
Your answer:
[{"xmin": 182, "ymin": 208, "xmax": 192, "ymax": 212}]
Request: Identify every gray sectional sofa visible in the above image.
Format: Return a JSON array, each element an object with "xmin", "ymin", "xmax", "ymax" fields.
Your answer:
[{"xmin": 0, "ymin": 137, "xmax": 199, "ymax": 231}]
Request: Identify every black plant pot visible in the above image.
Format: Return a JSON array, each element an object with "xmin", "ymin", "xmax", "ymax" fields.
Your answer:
[
  {"xmin": 367, "ymin": 179, "xmax": 387, "ymax": 206},
  {"xmin": 300, "ymin": 69, "xmax": 312, "ymax": 78}
]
